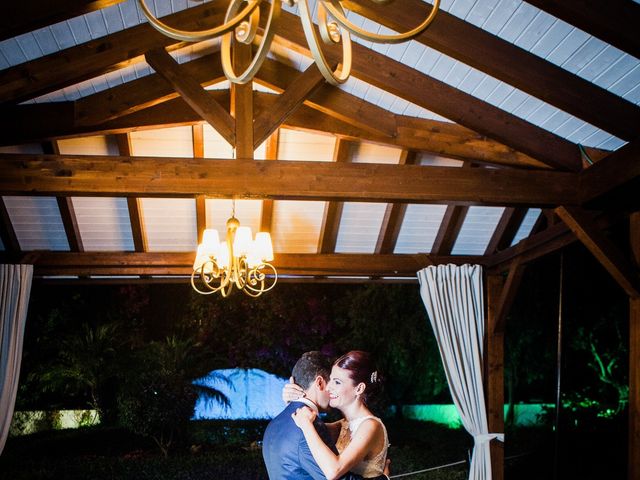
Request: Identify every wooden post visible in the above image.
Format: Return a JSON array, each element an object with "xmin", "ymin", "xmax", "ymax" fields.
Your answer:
[
  {"xmin": 486, "ymin": 273, "xmax": 505, "ymax": 480},
  {"xmin": 630, "ymin": 212, "xmax": 640, "ymax": 480}
]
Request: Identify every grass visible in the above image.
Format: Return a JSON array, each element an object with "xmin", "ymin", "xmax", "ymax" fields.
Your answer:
[{"xmin": 0, "ymin": 419, "xmax": 626, "ymax": 479}]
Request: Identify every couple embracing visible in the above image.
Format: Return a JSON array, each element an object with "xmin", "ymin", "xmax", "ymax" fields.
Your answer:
[{"xmin": 262, "ymin": 350, "xmax": 389, "ymax": 480}]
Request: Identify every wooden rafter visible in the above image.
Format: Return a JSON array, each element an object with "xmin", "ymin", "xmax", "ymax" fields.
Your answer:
[
  {"xmin": 195, "ymin": 195, "xmax": 206, "ymax": 245},
  {"xmin": 272, "ymin": 7, "xmax": 582, "ymax": 171},
  {"xmin": 630, "ymin": 212, "xmax": 640, "ymax": 480},
  {"xmin": 581, "ymin": 141, "xmax": 640, "ymax": 208},
  {"xmin": 253, "ymin": 63, "xmax": 327, "ymax": 149},
  {"xmin": 145, "ymin": 48, "xmax": 235, "ymax": 146},
  {"xmin": 344, "ymin": 0, "xmax": 640, "ymax": 141},
  {"xmin": 8, "ymin": 251, "xmax": 488, "ymax": 278},
  {"xmin": 555, "ymin": 206, "xmax": 640, "ymax": 298},
  {"xmin": 375, "ymin": 151, "xmax": 418, "ymax": 254},
  {"xmin": 43, "ymin": 140, "xmax": 84, "ymax": 252},
  {"xmin": 116, "ymin": 133, "xmax": 146, "ymax": 253},
  {"xmin": 260, "ymin": 131, "xmax": 279, "ymax": 233},
  {"xmin": 493, "ymin": 260, "xmax": 526, "ymax": 334},
  {"xmin": 1, "ymin": 90, "xmax": 562, "ymax": 170},
  {"xmin": 525, "ymin": 0, "xmax": 640, "ymax": 60},
  {"xmin": 75, "ymin": 52, "xmax": 226, "ymax": 126},
  {"xmin": 0, "ymin": 154, "xmax": 580, "ymax": 206},
  {"xmin": 0, "ymin": 0, "xmax": 126, "ymax": 41},
  {"xmin": 484, "ymin": 208, "xmax": 528, "ymax": 255},
  {"xmin": 231, "ymin": 42, "xmax": 253, "ymax": 159},
  {"xmin": 192, "ymin": 124, "xmax": 204, "ymax": 158},
  {"xmin": 0, "ymin": 3, "xmax": 226, "ymax": 105},
  {"xmin": 56, "ymin": 197, "xmax": 84, "ymax": 252},
  {"xmin": 318, "ymin": 139, "xmax": 352, "ymax": 254},
  {"xmin": 431, "ymin": 205, "xmax": 468, "ymax": 255},
  {"xmin": 0, "ymin": 196, "xmax": 20, "ymax": 252}
]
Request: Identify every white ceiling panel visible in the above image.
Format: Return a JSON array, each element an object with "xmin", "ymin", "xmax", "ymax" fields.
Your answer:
[
  {"xmin": 451, "ymin": 206, "xmax": 505, "ymax": 255},
  {"xmin": 277, "ymin": 129, "xmax": 336, "ymax": 162},
  {"xmin": 71, "ymin": 197, "xmax": 134, "ymax": 251},
  {"xmin": 140, "ymin": 198, "xmax": 197, "ymax": 251},
  {"xmin": 334, "ymin": 202, "xmax": 388, "ymax": 253},
  {"xmin": 2, "ymin": 196, "xmax": 69, "ymax": 251},
  {"xmin": 57, "ymin": 136, "xmax": 118, "ymax": 156},
  {"xmin": 130, "ymin": 126, "xmax": 194, "ymax": 157},
  {"xmin": 394, "ymin": 204, "xmax": 449, "ymax": 254},
  {"xmin": 203, "ymin": 124, "xmax": 234, "ymax": 159},
  {"xmin": 271, "ymin": 200, "xmax": 325, "ymax": 253}
]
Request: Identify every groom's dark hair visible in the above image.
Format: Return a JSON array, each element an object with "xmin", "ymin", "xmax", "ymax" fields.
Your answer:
[{"xmin": 292, "ymin": 351, "xmax": 332, "ymax": 389}]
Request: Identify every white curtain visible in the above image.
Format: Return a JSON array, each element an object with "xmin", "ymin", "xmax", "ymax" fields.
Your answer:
[
  {"xmin": 0, "ymin": 264, "xmax": 33, "ymax": 455},
  {"xmin": 417, "ymin": 264, "xmax": 503, "ymax": 480}
]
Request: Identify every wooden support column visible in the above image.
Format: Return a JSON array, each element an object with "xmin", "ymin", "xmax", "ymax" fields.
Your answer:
[
  {"xmin": 231, "ymin": 42, "xmax": 253, "ymax": 160},
  {"xmin": 630, "ymin": 212, "xmax": 640, "ymax": 480},
  {"xmin": 485, "ymin": 273, "xmax": 505, "ymax": 480},
  {"xmin": 260, "ymin": 131, "xmax": 279, "ymax": 233}
]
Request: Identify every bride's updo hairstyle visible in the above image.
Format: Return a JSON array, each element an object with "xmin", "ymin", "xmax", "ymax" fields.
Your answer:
[{"xmin": 333, "ymin": 350, "xmax": 383, "ymax": 406}]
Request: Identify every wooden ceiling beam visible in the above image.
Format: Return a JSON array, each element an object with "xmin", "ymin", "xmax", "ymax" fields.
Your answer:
[
  {"xmin": 431, "ymin": 205, "xmax": 469, "ymax": 255},
  {"xmin": 116, "ymin": 133, "xmax": 146, "ymax": 252},
  {"xmin": 259, "ymin": 131, "xmax": 279, "ymax": 233},
  {"xmin": 43, "ymin": 140, "xmax": 84, "ymax": 252},
  {"xmin": 192, "ymin": 124, "xmax": 204, "ymax": 158},
  {"xmin": 555, "ymin": 206, "xmax": 640, "ymax": 298},
  {"xmin": 0, "ymin": 197, "xmax": 20, "ymax": 253},
  {"xmin": 0, "ymin": 2, "xmax": 226, "ymax": 105},
  {"xmin": 318, "ymin": 139, "xmax": 352, "ymax": 254},
  {"xmin": 75, "ymin": 52, "xmax": 225, "ymax": 126},
  {"xmin": 580, "ymin": 141, "xmax": 640, "ymax": 209},
  {"xmin": 0, "ymin": 0, "xmax": 126, "ymax": 42},
  {"xmin": 484, "ymin": 207, "xmax": 528, "ymax": 255},
  {"xmin": 344, "ymin": 0, "xmax": 640, "ymax": 142},
  {"xmin": 56, "ymin": 197, "xmax": 84, "ymax": 252},
  {"xmin": 145, "ymin": 48, "xmax": 235, "ymax": 146},
  {"xmin": 253, "ymin": 63, "xmax": 327, "ymax": 149},
  {"xmin": 230, "ymin": 42, "xmax": 254, "ymax": 159},
  {"xmin": 195, "ymin": 195, "xmax": 206, "ymax": 245},
  {"xmin": 270, "ymin": 7, "xmax": 583, "ymax": 171},
  {"xmin": 0, "ymin": 88, "xmax": 588, "ymax": 171},
  {"xmin": 255, "ymin": 58, "xmax": 396, "ymax": 138},
  {"xmin": 525, "ymin": 0, "xmax": 640, "ymax": 60},
  {"xmin": 375, "ymin": 150, "xmax": 418, "ymax": 254},
  {"xmin": 0, "ymin": 153, "xmax": 580, "ymax": 206},
  {"xmin": 256, "ymin": 58, "xmax": 550, "ymax": 169},
  {"xmin": 15, "ymin": 251, "xmax": 489, "ymax": 277}
]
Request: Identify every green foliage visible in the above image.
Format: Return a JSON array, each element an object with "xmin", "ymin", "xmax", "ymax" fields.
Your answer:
[{"xmin": 116, "ymin": 337, "xmax": 230, "ymax": 456}]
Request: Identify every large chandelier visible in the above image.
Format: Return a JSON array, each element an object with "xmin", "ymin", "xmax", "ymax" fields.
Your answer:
[
  {"xmin": 138, "ymin": 0, "xmax": 440, "ymax": 85},
  {"xmin": 192, "ymin": 204, "xmax": 277, "ymax": 297}
]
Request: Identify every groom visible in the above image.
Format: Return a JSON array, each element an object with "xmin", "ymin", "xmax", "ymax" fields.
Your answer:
[{"xmin": 262, "ymin": 351, "xmax": 388, "ymax": 480}]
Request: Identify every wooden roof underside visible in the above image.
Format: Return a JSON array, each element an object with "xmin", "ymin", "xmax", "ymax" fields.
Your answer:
[{"xmin": 0, "ymin": 0, "xmax": 638, "ymax": 284}]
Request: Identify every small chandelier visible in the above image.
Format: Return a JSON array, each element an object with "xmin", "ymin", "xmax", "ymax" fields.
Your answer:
[
  {"xmin": 138, "ymin": 0, "xmax": 440, "ymax": 86},
  {"xmin": 192, "ymin": 204, "xmax": 277, "ymax": 297}
]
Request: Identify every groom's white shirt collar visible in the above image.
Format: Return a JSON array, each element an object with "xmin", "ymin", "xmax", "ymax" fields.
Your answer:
[{"xmin": 295, "ymin": 396, "xmax": 319, "ymax": 413}]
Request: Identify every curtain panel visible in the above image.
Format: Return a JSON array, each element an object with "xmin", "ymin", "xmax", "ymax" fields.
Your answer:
[
  {"xmin": 417, "ymin": 264, "xmax": 503, "ymax": 480},
  {"xmin": 0, "ymin": 264, "xmax": 33, "ymax": 455}
]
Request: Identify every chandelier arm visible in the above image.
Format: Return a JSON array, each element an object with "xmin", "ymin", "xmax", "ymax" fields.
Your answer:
[
  {"xmin": 137, "ymin": 0, "xmax": 261, "ymax": 43},
  {"xmin": 191, "ymin": 262, "xmax": 229, "ymax": 294},
  {"xmin": 220, "ymin": 0, "xmax": 281, "ymax": 84},
  {"xmin": 244, "ymin": 263, "xmax": 278, "ymax": 294},
  {"xmin": 299, "ymin": 0, "xmax": 352, "ymax": 85},
  {"xmin": 322, "ymin": 0, "xmax": 440, "ymax": 44}
]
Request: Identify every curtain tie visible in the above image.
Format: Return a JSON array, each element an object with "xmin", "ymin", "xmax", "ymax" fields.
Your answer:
[{"xmin": 473, "ymin": 433, "xmax": 504, "ymax": 445}]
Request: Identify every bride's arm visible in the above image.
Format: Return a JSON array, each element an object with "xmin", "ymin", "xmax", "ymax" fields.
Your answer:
[{"xmin": 292, "ymin": 408, "xmax": 380, "ymax": 480}]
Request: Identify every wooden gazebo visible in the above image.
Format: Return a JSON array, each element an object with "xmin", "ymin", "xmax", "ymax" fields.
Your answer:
[{"xmin": 0, "ymin": 1, "xmax": 638, "ymax": 478}]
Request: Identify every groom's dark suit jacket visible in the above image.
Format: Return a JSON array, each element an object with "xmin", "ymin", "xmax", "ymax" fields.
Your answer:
[{"xmin": 263, "ymin": 401, "xmax": 382, "ymax": 480}]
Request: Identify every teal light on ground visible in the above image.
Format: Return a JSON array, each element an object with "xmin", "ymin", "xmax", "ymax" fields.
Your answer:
[{"xmin": 402, "ymin": 404, "xmax": 551, "ymax": 428}]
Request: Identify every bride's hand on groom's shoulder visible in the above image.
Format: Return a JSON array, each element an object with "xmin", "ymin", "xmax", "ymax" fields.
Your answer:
[
  {"xmin": 282, "ymin": 377, "xmax": 305, "ymax": 403},
  {"xmin": 291, "ymin": 406, "xmax": 316, "ymax": 428}
]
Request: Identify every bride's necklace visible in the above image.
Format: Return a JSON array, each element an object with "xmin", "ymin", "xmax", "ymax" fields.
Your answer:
[{"xmin": 346, "ymin": 415, "xmax": 372, "ymax": 433}]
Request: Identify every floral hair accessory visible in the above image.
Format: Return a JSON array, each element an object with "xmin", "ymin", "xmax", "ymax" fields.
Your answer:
[{"xmin": 370, "ymin": 371, "xmax": 378, "ymax": 383}]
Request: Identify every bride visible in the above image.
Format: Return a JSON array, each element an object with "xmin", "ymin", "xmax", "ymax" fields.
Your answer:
[{"xmin": 285, "ymin": 350, "xmax": 389, "ymax": 480}]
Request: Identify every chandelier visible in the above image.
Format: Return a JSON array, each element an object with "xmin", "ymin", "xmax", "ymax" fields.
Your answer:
[
  {"xmin": 191, "ymin": 203, "xmax": 277, "ymax": 297},
  {"xmin": 138, "ymin": 0, "xmax": 440, "ymax": 85}
]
